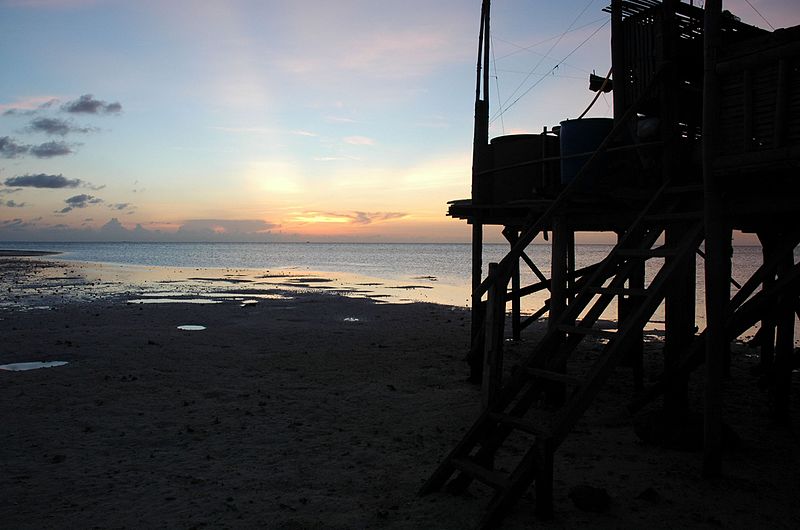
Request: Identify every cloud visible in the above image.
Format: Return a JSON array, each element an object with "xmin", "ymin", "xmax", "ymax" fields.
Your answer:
[
  {"xmin": 27, "ymin": 117, "xmax": 92, "ymax": 136},
  {"xmin": 1, "ymin": 200, "xmax": 26, "ymax": 207},
  {"xmin": 0, "ymin": 187, "xmax": 22, "ymax": 195},
  {"xmin": 325, "ymin": 116, "xmax": 357, "ymax": 124},
  {"xmin": 108, "ymin": 202, "xmax": 133, "ymax": 210},
  {"xmin": 4, "ymin": 173, "xmax": 84, "ymax": 188},
  {"xmin": 313, "ymin": 156, "xmax": 360, "ymax": 162},
  {"xmin": 210, "ymin": 126, "xmax": 274, "ymax": 135},
  {"xmin": 0, "ymin": 216, "xmax": 297, "ymax": 243},
  {"xmin": 177, "ymin": 219, "xmax": 278, "ymax": 236},
  {"xmin": 0, "ymin": 96, "xmax": 59, "ymax": 116},
  {"xmin": 57, "ymin": 193, "xmax": 103, "ymax": 213},
  {"xmin": 343, "ymin": 136, "xmax": 376, "ymax": 146},
  {"xmin": 98, "ymin": 217, "xmax": 128, "ymax": 235},
  {"xmin": 62, "ymin": 94, "xmax": 122, "ymax": 115},
  {"xmin": 3, "ymin": 109, "xmax": 35, "ymax": 117},
  {"xmin": 0, "ymin": 136, "xmax": 29, "ymax": 158},
  {"xmin": 351, "ymin": 211, "xmax": 406, "ymax": 224},
  {"xmin": 29, "ymin": 141, "xmax": 73, "ymax": 158},
  {"xmin": 291, "ymin": 130, "xmax": 318, "ymax": 137},
  {"xmin": 295, "ymin": 211, "xmax": 407, "ymax": 225},
  {"xmin": 0, "ymin": 218, "xmax": 36, "ymax": 230}
]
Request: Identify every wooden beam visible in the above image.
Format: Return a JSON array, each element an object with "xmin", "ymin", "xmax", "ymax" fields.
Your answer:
[{"xmin": 521, "ymin": 251, "xmax": 548, "ymax": 285}]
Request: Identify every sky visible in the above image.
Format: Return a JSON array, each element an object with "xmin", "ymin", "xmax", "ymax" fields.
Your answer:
[{"xmin": 1, "ymin": 0, "xmax": 798, "ymax": 243}]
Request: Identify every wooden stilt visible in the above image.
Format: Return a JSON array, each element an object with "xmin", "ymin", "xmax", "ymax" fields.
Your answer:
[
  {"xmin": 550, "ymin": 217, "xmax": 569, "ymax": 330},
  {"xmin": 618, "ymin": 230, "xmax": 645, "ymax": 390},
  {"xmin": 504, "ymin": 229, "xmax": 522, "ymax": 341},
  {"xmin": 664, "ymin": 224, "xmax": 695, "ymax": 417},
  {"xmin": 566, "ymin": 229, "xmax": 575, "ymax": 308},
  {"xmin": 548, "ymin": 217, "xmax": 569, "ymax": 402},
  {"xmin": 702, "ymin": 0, "xmax": 725, "ymax": 478},
  {"xmin": 757, "ymin": 232, "xmax": 777, "ymax": 372},
  {"xmin": 469, "ymin": 222, "xmax": 485, "ymax": 382},
  {"xmin": 629, "ymin": 259, "xmax": 645, "ymax": 390},
  {"xmin": 482, "ymin": 263, "xmax": 506, "ymax": 410},
  {"xmin": 773, "ymin": 249, "xmax": 794, "ymax": 422}
]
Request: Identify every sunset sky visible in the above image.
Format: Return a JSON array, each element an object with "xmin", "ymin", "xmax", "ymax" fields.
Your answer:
[{"xmin": 1, "ymin": 0, "xmax": 797, "ymax": 243}]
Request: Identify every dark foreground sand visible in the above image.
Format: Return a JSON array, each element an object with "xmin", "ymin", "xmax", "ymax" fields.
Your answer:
[{"xmin": 1, "ymin": 256, "xmax": 799, "ymax": 529}]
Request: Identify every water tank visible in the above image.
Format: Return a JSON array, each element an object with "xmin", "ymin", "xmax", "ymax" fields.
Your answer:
[
  {"xmin": 488, "ymin": 133, "xmax": 559, "ymax": 203},
  {"xmin": 559, "ymin": 118, "xmax": 613, "ymax": 186}
]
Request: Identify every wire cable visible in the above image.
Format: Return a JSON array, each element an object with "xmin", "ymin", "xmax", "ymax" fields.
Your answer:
[
  {"xmin": 493, "ymin": 16, "xmax": 608, "ymax": 62},
  {"xmin": 491, "ymin": 34, "xmax": 506, "ymax": 134},
  {"xmin": 492, "ymin": 0, "xmax": 597, "ymax": 121},
  {"xmin": 742, "ymin": 0, "xmax": 775, "ymax": 30},
  {"xmin": 490, "ymin": 18, "xmax": 610, "ymax": 124}
]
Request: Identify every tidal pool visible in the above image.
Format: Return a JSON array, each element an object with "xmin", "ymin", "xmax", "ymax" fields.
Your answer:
[{"xmin": 0, "ymin": 361, "xmax": 68, "ymax": 371}]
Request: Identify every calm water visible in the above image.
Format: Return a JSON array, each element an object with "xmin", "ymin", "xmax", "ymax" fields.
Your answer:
[
  {"xmin": 3, "ymin": 241, "xmax": 790, "ymax": 339},
  {"xmin": 0, "ymin": 240, "xmax": 765, "ymax": 280}
]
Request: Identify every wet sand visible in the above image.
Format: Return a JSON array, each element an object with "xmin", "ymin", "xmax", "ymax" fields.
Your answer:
[{"xmin": 1, "ymin": 256, "xmax": 799, "ymax": 529}]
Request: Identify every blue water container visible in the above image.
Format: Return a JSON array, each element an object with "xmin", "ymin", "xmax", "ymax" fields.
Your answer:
[{"xmin": 559, "ymin": 118, "xmax": 613, "ymax": 187}]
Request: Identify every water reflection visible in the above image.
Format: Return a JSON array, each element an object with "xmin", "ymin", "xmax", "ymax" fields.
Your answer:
[{"xmin": 127, "ymin": 298, "xmax": 222, "ymax": 304}]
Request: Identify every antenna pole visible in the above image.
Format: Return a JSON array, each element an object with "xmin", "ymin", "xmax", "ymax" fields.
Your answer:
[{"xmin": 469, "ymin": 1, "xmax": 492, "ymax": 381}]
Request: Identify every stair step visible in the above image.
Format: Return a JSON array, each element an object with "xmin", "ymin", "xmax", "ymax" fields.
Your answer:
[
  {"xmin": 488, "ymin": 412, "xmax": 551, "ymax": 437},
  {"xmin": 587, "ymin": 286, "xmax": 648, "ymax": 297},
  {"xmin": 557, "ymin": 324, "xmax": 617, "ymax": 339},
  {"xmin": 450, "ymin": 457, "xmax": 510, "ymax": 491},
  {"xmin": 643, "ymin": 211, "xmax": 704, "ymax": 222},
  {"xmin": 617, "ymin": 246, "xmax": 679, "ymax": 258},
  {"xmin": 524, "ymin": 367, "xmax": 584, "ymax": 387}
]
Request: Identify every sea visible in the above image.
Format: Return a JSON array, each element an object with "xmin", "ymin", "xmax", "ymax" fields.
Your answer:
[{"xmin": 2, "ymin": 241, "xmax": 794, "ymax": 341}]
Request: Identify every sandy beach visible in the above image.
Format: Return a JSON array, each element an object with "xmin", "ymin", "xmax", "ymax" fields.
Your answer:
[{"xmin": 1, "ymin": 254, "xmax": 799, "ymax": 529}]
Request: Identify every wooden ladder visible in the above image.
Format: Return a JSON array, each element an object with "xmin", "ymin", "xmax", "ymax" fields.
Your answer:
[{"xmin": 420, "ymin": 184, "xmax": 704, "ymax": 529}]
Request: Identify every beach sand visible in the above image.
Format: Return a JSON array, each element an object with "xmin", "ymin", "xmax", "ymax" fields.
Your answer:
[{"xmin": 1, "ymin": 255, "xmax": 798, "ymax": 529}]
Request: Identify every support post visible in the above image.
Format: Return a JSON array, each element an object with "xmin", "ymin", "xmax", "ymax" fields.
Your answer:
[
  {"xmin": 757, "ymin": 232, "xmax": 777, "ymax": 372},
  {"xmin": 547, "ymin": 217, "xmax": 570, "ymax": 403},
  {"xmin": 482, "ymin": 263, "xmax": 506, "ymax": 410},
  {"xmin": 702, "ymin": 0, "xmax": 726, "ymax": 478},
  {"xmin": 611, "ymin": 0, "xmax": 626, "ymax": 123},
  {"xmin": 469, "ymin": 222, "xmax": 485, "ymax": 382},
  {"xmin": 469, "ymin": 0, "xmax": 492, "ymax": 382},
  {"xmin": 504, "ymin": 228, "xmax": 522, "ymax": 341},
  {"xmin": 664, "ymin": 224, "xmax": 695, "ymax": 417},
  {"xmin": 618, "ymin": 230, "xmax": 645, "ymax": 390},
  {"xmin": 772, "ymin": 249, "xmax": 795, "ymax": 422},
  {"xmin": 550, "ymin": 216, "xmax": 569, "ymax": 331}
]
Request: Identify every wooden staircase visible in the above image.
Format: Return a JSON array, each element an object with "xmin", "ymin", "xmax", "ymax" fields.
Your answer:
[{"xmin": 420, "ymin": 183, "xmax": 705, "ymax": 528}]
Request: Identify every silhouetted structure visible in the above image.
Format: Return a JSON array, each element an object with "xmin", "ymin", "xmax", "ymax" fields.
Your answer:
[{"xmin": 422, "ymin": 1, "xmax": 800, "ymax": 527}]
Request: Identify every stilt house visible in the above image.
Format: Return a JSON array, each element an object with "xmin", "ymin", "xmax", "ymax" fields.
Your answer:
[{"xmin": 421, "ymin": 0, "xmax": 800, "ymax": 527}]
